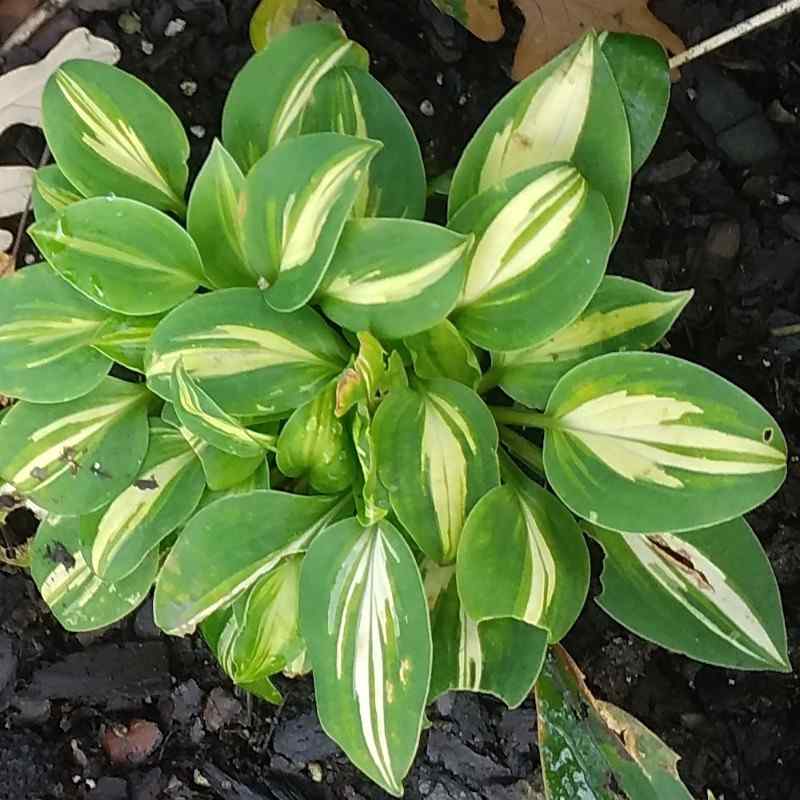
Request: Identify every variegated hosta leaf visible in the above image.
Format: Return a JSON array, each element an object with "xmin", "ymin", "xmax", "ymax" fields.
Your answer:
[
  {"xmin": 302, "ymin": 66, "xmax": 426, "ymax": 219},
  {"xmin": 601, "ymin": 33, "xmax": 670, "ymax": 173},
  {"xmin": 373, "ymin": 378, "xmax": 499, "ymax": 564},
  {"xmin": 92, "ymin": 313, "xmax": 165, "ymax": 373},
  {"xmin": 588, "ymin": 518, "xmax": 789, "ymax": 672},
  {"xmin": 194, "ymin": 459, "xmax": 270, "ymax": 514},
  {"xmin": 493, "ymin": 277, "xmax": 693, "ymax": 409},
  {"xmin": 300, "ymin": 517, "xmax": 431, "ymax": 797},
  {"xmin": 457, "ymin": 461, "xmax": 589, "ymax": 641},
  {"xmin": 318, "ymin": 218, "xmax": 471, "ymax": 339},
  {"xmin": 449, "ymin": 164, "xmax": 613, "ymax": 352},
  {"xmin": 543, "ymin": 352, "xmax": 788, "ymax": 534},
  {"xmin": 536, "ymin": 646, "xmax": 694, "ymax": 800},
  {"xmin": 0, "ymin": 263, "xmax": 112, "ymax": 402},
  {"xmin": 222, "ymin": 22, "xmax": 368, "ymax": 172},
  {"xmin": 351, "ymin": 402, "xmax": 391, "ymax": 526},
  {"xmin": 80, "ymin": 420, "xmax": 205, "ymax": 582},
  {"xmin": 0, "ymin": 378, "xmax": 150, "ymax": 515},
  {"xmin": 154, "ymin": 490, "xmax": 351, "ymax": 635},
  {"xmin": 404, "ymin": 320, "xmax": 481, "ymax": 390},
  {"xmin": 448, "ymin": 32, "xmax": 631, "ymax": 235},
  {"xmin": 244, "ymin": 133, "xmax": 380, "ymax": 311},
  {"xmin": 145, "ymin": 288, "xmax": 349, "ymax": 417},
  {"xmin": 425, "ymin": 563, "xmax": 548, "ymax": 707},
  {"xmin": 277, "ymin": 380, "xmax": 357, "ymax": 493},
  {"xmin": 171, "ymin": 360, "xmax": 269, "ymax": 459},
  {"xmin": 31, "ymin": 164, "xmax": 82, "ymax": 221},
  {"xmin": 335, "ymin": 331, "xmax": 386, "ymax": 417},
  {"xmin": 42, "ymin": 59, "xmax": 189, "ymax": 214},
  {"xmin": 186, "ymin": 140, "xmax": 254, "ymax": 289},
  {"xmin": 30, "ymin": 197, "xmax": 204, "ymax": 316},
  {"xmin": 31, "ymin": 512, "xmax": 157, "ymax": 632}
]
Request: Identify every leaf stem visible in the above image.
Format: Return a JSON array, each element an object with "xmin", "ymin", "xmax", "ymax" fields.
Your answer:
[
  {"xmin": 477, "ymin": 367, "xmax": 501, "ymax": 395},
  {"xmin": 489, "ymin": 405, "xmax": 556, "ymax": 430},
  {"xmin": 499, "ymin": 426, "xmax": 545, "ymax": 475}
]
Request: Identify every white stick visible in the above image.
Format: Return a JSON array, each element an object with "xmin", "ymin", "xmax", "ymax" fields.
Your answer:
[
  {"xmin": 0, "ymin": 0, "xmax": 73, "ymax": 56},
  {"xmin": 669, "ymin": 0, "xmax": 800, "ymax": 68}
]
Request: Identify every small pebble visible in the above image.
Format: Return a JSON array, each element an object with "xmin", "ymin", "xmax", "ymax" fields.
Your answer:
[
  {"xmin": 420, "ymin": 99, "xmax": 435, "ymax": 117},
  {"xmin": 24, "ymin": 253, "xmax": 35, "ymax": 265},
  {"xmin": 308, "ymin": 762, "xmax": 323, "ymax": 783},
  {"xmin": 164, "ymin": 18, "xmax": 187, "ymax": 38},
  {"xmin": 203, "ymin": 687, "xmax": 242, "ymax": 732},
  {"xmin": 141, "ymin": 40, "xmax": 154, "ymax": 55},
  {"xmin": 193, "ymin": 769, "xmax": 211, "ymax": 788},
  {"xmin": 180, "ymin": 80, "xmax": 197, "ymax": 97},
  {"xmin": 190, "ymin": 125, "xmax": 206, "ymax": 139},
  {"xmin": 103, "ymin": 719, "xmax": 163, "ymax": 766},
  {"xmin": 118, "ymin": 11, "xmax": 142, "ymax": 34}
]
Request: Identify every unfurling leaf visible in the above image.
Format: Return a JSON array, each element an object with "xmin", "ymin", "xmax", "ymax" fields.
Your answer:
[{"xmin": 405, "ymin": 320, "xmax": 481, "ymax": 389}]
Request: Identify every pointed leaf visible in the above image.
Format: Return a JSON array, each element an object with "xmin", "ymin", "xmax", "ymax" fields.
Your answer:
[
  {"xmin": 493, "ymin": 277, "xmax": 693, "ymax": 408},
  {"xmin": 0, "ymin": 377, "xmax": 150, "ymax": 515},
  {"xmin": 405, "ymin": 320, "xmax": 481, "ymax": 389},
  {"xmin": 449, "ymin": 32, "xmax": 631, "ymax": 235},
  {"xmin": 222, "ymin": 22, "xmax": 368, "ymax": 171},
  {"xmin": 0, "ymin": 263, "xmax": 112, "ymax": 402},
  {"xmin": 544, "ymin": 352, "xmax": 787, "ymax": 534},
  {"xmin": 154, "ymin": 490, "xmax": 351, "ymax": 634},
  {"xmin": 42, "ymin": 59, "xmax": 188, "ymax": 214},
  {"xmin": 374, "ymin": 378, "xmax": 499, "ymax": 564},
  {"xmin": 244, "ymin": 133, "xmax": 381, "ymax": 311},
  {"xmin": 30, "ymin": 197, "xmax": 204, "ymax": 316},
  {"xmin": 425, "ymin": 562, "xmax": 547, "ymax": 707},
  {"xmin": 81, "ymin": 420, "xmax": 205, "ymax": 582},
  {"xmin": 588, "ymin": 518, "xmax": 789, "ymax": 672},
  {"xmin": 318, "ymin": 218, "xmax": 471, "ymax": 338},
  {"xmin": 32, "ymin": 164, "xmax": 82, "ymax": 221},
  {"xmin": 31, "ymin": 512, "xmax": 157, "ymax": 632},
  {"xmin": 351, "ymin": 403, "xmax": 391, "ymax": 526},
  {"xmin": 300, "ymin": 518, "xmax": 431, "ymax": 796},
  {"xmin": 145, "ymin": 287, "xmax": 349, "ymax": 417},
  {"xmin": 449, "ymin": 164, "xmax": 613, "ymax": 352}
]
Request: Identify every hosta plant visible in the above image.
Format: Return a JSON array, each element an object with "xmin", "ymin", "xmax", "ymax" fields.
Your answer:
[{"xmin": 0, "ymin": 22, "xmax": 790, "ymax": 798}]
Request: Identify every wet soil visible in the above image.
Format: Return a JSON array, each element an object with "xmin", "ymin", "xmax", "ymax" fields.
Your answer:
[{"xmin": 0, "ymin": 1, "xmax": 799, "ymax": 798}]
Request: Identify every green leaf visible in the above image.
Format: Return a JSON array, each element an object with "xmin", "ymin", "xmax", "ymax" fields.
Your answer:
[
  {"xmin": 300, "ymin": 517, "xmax": 431, "ymax": 796},
  {"xmin": 31, "ymin": 164, "xmax": 82, "ymax": 221},
  {"xmin": 535, "ymin": 646, "xmax": 694, "ymax": 800},
  {"xmin": 80, "ymin": 420, "xmax": 205, "ymax": 582},
  {"xmin": 277, "ymin": 380, "xmax": 358, "ymax": 493},
  {"xmin": 588, "ymin": 518, "xmax": 789, "ymax": 672},
  {"xmin": 222, "ymin": 22, "xmax": 368, "ymax": 171},
  {"xmin": 318, "ymin": 218, "xmax": 471, "ymax": 338},
  {"xmin": 302, "ymin": 66, "xmax": 426, "ymax": 219},
  {"xmin": 405, "ymin": 320, "xmax": 481, "ymax": 389},
  {"xmin": 29, "ymin": 197, "xmax": 204, "ymax": 316},
  {"xmin": 425, "ymin": 562, "xmax": 548, "ymax": 707},
  {"xmin": 493, "ymin": 277, "xmax": 693, "ymax": 409},
  {"xmin": 600, "ymin": 33, "xmax": 670, "ymax": 173},
  {"xmin": 244, "ymin": 133, "xmax": 381, "ymax": 311},
  {"xmin": 448, "ymin": 32, "xmax": 631, "ymax": 235},
  {"xmin": 351, "ymin": 402, "xmax": 391, "ymax": 525},
  {"xmin": 194, "ymin": 459, "xmax": 270, "ymax": 512},
  {"xmin": 42, "ymin": 60, "xmax": 188, "ymax": 214},
  {"xmin": 543, "ymin": 352, "xmax": 787, "ymax": 534},
  {"xmin": 92, "ymin": 313, "xmax": 165, "ymax": 373},
  {"xmin": 449, "ymin": 164, "xmax": 613, "ymax": 352},
  {"xmin": 31, "ymin": 512, "xmax": 157, "ymax": 632},
  {"xmin": 0, "ymin": 263, "xmax": 112, "ymax": 402},
  {"xmin": 374, "ymin": 378, "xmax": 499, "ymax": 564},
  {"xmin": 335, "ymin": 331, "xmax": 386, "ymax": 417},
  {"xmin": 187, "ymin": 140, "xmax": 254, "ymax": 289},
  {"xmin": 145, "ymin": 287, "xmax": 349, "ymax": 417},
  {"xmin": 154, "ymin": 490, "xmax": 351, "ymax": 634},
  {"xmin": 457, "ymin": 460, "xmax": 589, "ymax": 641},
  {"xmin": 0, "ymin": 378, "xmax": 150, "ymax": 515}
]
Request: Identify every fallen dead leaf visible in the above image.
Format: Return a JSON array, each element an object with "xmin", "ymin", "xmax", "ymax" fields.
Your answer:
[{"xmin": 0, "ymin": 165, "xmax": 34, "ymax": 217}]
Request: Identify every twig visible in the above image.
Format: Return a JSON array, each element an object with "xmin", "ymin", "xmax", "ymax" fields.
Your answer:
[
  {"xmin": 0, "ymin": 0, "xmax": 73, "ymax": 55},
  {"xmin": 669, "ymin": 0, "xmax": 800, "ymax": 68},
  {"xmin": 770, "ymin": 322, "xmax": 800, "ymax": 337}
]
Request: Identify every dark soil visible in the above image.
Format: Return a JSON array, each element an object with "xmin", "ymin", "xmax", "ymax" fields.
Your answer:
[{"xmin": 1, "ymin": 1, "xmax": 799, "ymax": 798}]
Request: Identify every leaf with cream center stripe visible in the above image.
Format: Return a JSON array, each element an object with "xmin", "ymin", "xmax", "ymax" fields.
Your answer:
[
  {"xmin": 155, "ymin": 490, "xmax": 352, "ymax": 635},
  {"xmin": 31, "ymin": 512, "xmax": 157, "ymax": 633},
  {"xmin": 244, "ymin": 133, "xmax": 381, "ymax": 312},
  {"xmin": 373, "ymin": 378, "xmax": 499, "ymax": 564},
  {"xmin": 0, "ymin": 263, "xmax": 113, "ymax": 402},
  {"xmin": 300, "ymin": 518, "xmax": 431, "ymax": 797},
  {"xmin": 588, "ymin": 518, "xmax": 789, "ymax": 672},
  {"xmin": 448, "ymin": 32, "xmax": 631, "ymax": 236},
  {"xmin": 80, "ymin": 420, "xmax": 205, "ymax": 583},
  {"xmin": 318, "ymin": 218, "xmax": 471, "ymax": 338},
  {"xmin": 425, "ymin": 562, "xmax": 548, "ymax": 707},
  {"xmin": 543, "ymin": 352, "xmax": 787, "ymax": 534},
  {"xmin": 457, "ymin": 457, "xmax": 589, "ymax": 641},
  {"xmin": 492, "ymin": 277, "xmax": 693, "ymax": 409},
  {"xmin": 222, "ymin": 22, "xmax": 368, "ymax": 172},
  {"xmin": 31, "ymin": 164, "xmax": 82, "ymax": 221},
  {"xmin": 30, "ymin": 197, "xmax": 204, "ymax": 316},
  {"xmin": 449, "ymin": 164, "xmax": 613, "ymax": 352},
  {"xmin": 0, "ymin": 377, "xmax": 150, "ymax": 515},
  {"xmin": 145, "ymin": 288, "xmax": 349, "ymax": 417},
  {"xmin": 42, "ymin": 59, "xmax": 188, "ymax": 214}
]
